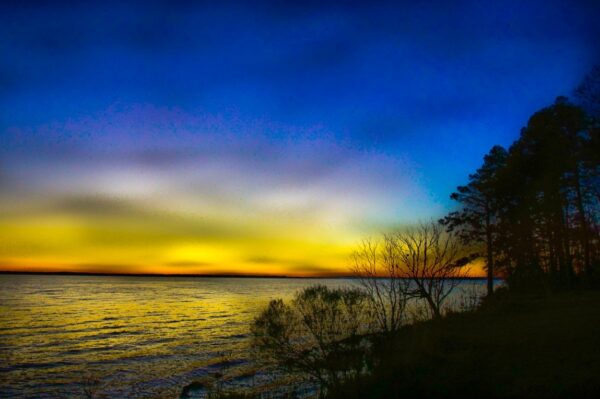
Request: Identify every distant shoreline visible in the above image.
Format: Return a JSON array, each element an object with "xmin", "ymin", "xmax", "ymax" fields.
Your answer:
[{"xmin": 0, "ymin": 270, "xmax": 489, "ymax": 280}]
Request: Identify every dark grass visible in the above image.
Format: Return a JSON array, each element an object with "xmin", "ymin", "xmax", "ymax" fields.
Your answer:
[{"xmin": 327, "ymin": 289, "xmax": 600, "ymax": 399}]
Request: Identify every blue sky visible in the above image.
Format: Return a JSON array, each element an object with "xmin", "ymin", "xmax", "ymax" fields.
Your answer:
[{"xmin": 1, "ymin": 1, "xmax": 599, "ymax": 274}]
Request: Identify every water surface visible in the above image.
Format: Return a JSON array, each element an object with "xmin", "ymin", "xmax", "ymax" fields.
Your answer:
[
  {"xmin": 0, "ymin": 275, "xmax": 487, "ymax": 398},
  {"xmin": 0, "ymin": 275, "xmax": 356, "ymax": 398}
]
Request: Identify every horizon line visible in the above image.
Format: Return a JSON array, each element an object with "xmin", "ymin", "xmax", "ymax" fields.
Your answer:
[{"xmin": 0, "ymin": 270, "xmax": 489, "ymax": 279}]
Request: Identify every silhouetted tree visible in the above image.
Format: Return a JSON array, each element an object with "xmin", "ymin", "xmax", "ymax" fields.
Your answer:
[
  {"xmin": 576, "ymin": 65, "xmax": 600, "ymax": 119},
  {"xmin": 575, "ymin": 66, "xmax": 600, "ymax": 285},
  {"xmin": 446, "ymin": 87, "xmax": 600, "ymax": 290},
  {"xmin": 503, "ymin": 97, "xmax": 597, "ymax": 287},
  {"xmin": 252, "ymin": 285, "xmax": 374, "ymax": 392},
  {"xmin": 350, "ymin": 236, "xmax": 412, "ymax": 333},
  {"xmin": 442, "ymin": 145, "xmax": 508, "ymax": 296},
  {"xmin": 394, "ymin": 221, "xmax": 471, "ymax": 318}
]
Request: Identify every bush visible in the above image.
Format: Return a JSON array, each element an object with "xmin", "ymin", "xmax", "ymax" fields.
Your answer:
[{"xmin": 251, "ymin": 285, "xmax": 375, "ymax": 391}]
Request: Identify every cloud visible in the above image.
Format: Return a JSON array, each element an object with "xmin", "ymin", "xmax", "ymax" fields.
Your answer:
[
  {"xmin": 0, "ymin": 104, "xmax": 437, "ymax": 274},
  {"xmin": 1, "ymin": 104, "xmax": 433, "ymax": 221},
  {"xmin": 2, "ymin": 0, "xmax": 598, "ymax": 275}
]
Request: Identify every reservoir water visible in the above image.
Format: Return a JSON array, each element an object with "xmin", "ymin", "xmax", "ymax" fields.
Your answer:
[
  {"xmin": 0, "ymin": 275, "xmax": 486, "ymax": 398},
  {"xmin": 0, "ymin": 275, "xmax": 357, "ymax": 398}
]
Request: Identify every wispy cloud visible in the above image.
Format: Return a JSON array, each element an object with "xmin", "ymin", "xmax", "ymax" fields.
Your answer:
[
  {"xmin": 0, "ymin": 106, "xmax": 436, "ymax": 274},
  {"xmin": 1, "ymin": 0, "xmax": 598, "ymax": 275}
]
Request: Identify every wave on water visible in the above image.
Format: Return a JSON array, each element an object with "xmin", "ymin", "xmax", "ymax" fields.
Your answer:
[{"xmin": 0, "ymin": 275, "xmax": 362, "ymax": 398}]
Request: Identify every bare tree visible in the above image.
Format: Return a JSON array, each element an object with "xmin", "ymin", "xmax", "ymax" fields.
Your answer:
[
  {"xmin": 350, "ymin": 236, "xmax": 412, "ymax": 333},
  {"xmin": 395, "ymin": 221, "xmax": 471, "ymax": 319}
]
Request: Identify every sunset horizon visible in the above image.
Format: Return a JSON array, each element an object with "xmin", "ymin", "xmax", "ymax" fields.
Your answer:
[
  {"xmin": 3, "ymin": 1, "xmax": 597, "ymax": 277},
  {"xmin": 2, "ymin": 2, "xmax": 599, "ymax": 398}
]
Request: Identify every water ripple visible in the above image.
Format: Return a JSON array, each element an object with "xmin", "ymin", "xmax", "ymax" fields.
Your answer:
[{"xmin": 0, "ymin": 275, "xmax": 367, "ymax": 398}]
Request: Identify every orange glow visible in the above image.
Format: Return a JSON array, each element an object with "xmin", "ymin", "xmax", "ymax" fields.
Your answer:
[{"xmin": 0, "ymin": 196, "xmax": 484, "ymax": 277}]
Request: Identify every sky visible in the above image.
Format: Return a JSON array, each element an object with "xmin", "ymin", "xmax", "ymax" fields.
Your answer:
[{"xmin": 1, "ymin": 0, "xmax": 599, "ymax": 276}]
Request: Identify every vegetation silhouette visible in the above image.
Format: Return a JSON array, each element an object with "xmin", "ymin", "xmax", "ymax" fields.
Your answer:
[
  {"xmin": 350, "ymin": 235, "xmax": 412, "ymax": 333},
  {"xmin": 238, "ymin": 66, "xmax": 600, "ymax": 399},
  {"xmin": 325, "ymin": 290, "xmax": 600, "ymax": 399},
  {"xmin": 251, "ymin": 285, "xmax": 374, "ymax": 393},
  {"xmin": 352, "ymin": 221, "xmax": 471, "ymax": 321},
  {"xmin": 441, "ymin": 145, "xmax": 508, "ymax": 296},
  {"xmin": 445, "ymin": 96, "xmax": 599, "ymax": 291},
  {"xmin": 250, "ymin": 222, "xmax": 472, "ymax": 397}
]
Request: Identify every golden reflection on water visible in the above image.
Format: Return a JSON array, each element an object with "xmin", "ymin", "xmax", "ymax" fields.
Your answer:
[{"xmin": 0, "ymin": 275, "xmax": 353, "ymax": 398}]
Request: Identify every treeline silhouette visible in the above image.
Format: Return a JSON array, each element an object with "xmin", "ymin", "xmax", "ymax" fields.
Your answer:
[
  {"xmin": 181, "ymin": 67, "xmax": 600, "ymax": 399},
  {"xmin": 443, "ymin": 66, "xmax": 600, "ymax": 293}
]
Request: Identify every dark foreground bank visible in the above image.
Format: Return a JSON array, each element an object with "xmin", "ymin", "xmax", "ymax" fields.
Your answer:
[
  {"xmin": 327, "ymin": 289, "xmax": 600, "ymax": 399},
  {"xmin": 202, "ymin": 290, "xmax": 600, "ymax": 399}
]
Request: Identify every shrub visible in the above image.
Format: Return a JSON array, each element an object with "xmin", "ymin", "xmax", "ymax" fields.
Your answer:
[{"xmin": 251, "ymin": 285, "xmax": 375, "ymax": 391}]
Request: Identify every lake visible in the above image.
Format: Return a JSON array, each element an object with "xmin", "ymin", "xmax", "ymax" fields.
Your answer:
[{"xmin": 0, "ymin": 275, "xmax": 487, "ymax": 398}]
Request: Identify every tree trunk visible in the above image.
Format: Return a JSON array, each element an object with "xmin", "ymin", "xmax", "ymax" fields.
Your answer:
[
  {"xmin": 485, "ymin": 202, "xmax": 494, "ymax": 296},
  {"xmin": 573, "ymin": 166, "xmax": 591, "ymax": 280},
  {"xmin": 424, "ymin": 294, "xmax": 441, "ymax": 319}
]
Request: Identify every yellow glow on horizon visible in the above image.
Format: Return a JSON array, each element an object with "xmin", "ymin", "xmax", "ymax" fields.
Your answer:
[
  {"xmin": 0, "ymin": 208, "xmax": 363, "ymax": 276},
  {"xmin": 0, "ymin": 198, "xmax": 486, "ymax": 277}
]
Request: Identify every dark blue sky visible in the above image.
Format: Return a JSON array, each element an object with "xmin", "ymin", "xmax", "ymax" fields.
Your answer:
[{"xmin": 1, "ymin": 1, "xmax": 599, "ymax": 273}]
